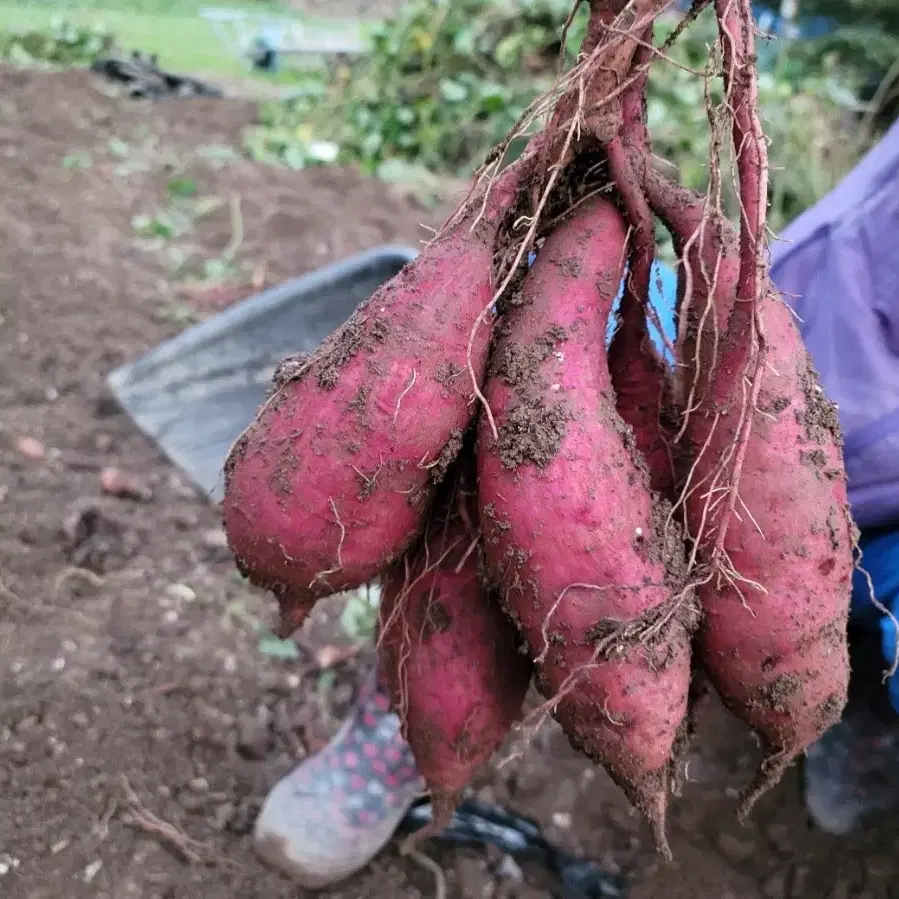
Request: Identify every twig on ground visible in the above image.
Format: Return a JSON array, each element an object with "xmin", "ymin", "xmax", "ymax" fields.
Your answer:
[{"xmin": 119, "ymin": 777, "xmax": 233, "ymax": 868}]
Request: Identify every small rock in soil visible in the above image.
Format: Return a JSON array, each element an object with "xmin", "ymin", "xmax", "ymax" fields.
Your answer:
[
  {"xmin": 166, "ymin": 583, "xmax": 196, "ymax": 603},
  {"xmin": 495, "ymin": 855, "xmax": 524, "ymax": 882},
  {"xmin": 189, "ymin": 776, "xmax": 209, "ymax": 793},
  {"xmin": 99, "ymin": 467, "xmax": 153, "ymax": 501},
  {"xmin": 200, "ymin": 528, "xmax": 231, "ymax": 562},
  {"xmin": 716, "ymin": 831, "xmax": 756, "ymax": 863},
  {"xmin": 762, "ymin": 870, "xmax": 787, "ymax": 899},
  {"xmin": 15, "ymin": 435, "xmax": 45, "ymax": 460},
  {"xmin": 236, "ymin": 709, "xmax": 272, "ymax": 761},
  {"xmin": 213, "ymin": 801, "xmax": 235, "ymax": 832}
]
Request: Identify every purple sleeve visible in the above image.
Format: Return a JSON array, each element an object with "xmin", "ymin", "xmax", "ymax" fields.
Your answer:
[{"xmin": 770, "ymin": 119, "xmax": 899, "ymax": 528}]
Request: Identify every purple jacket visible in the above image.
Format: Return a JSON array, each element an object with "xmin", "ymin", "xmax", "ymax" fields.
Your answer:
[{"xmin": 770, "ymin": 119, "xmax": 899, "ymax": 529}]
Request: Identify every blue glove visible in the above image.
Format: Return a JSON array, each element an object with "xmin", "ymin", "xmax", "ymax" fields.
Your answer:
[
  {"xmin": 606, "ymin": 261, "xmax": 678, "ymax": 362},
  {"xmin": 850, "ymin": 526, "xmax": 899, "ymax": 714}
]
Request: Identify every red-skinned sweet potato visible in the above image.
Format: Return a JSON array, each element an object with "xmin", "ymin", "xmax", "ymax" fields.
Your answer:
[
  {"xmin": 647, "ymin": 0, "xmax": 854, "ymax": 815},
  {"xmin": 477, "ymin": 193, "xmax": 692, "ymax": 856},
  {"xmin": 641, "ymin": 170, "xmax": 740, "ymax": 412},
  {"xmin": 378, "ymin": 454, "xmax": 532, "ymax": 833},
  {"xmin": 222, "ymin": 155, "xmax": 534, "ymax": 637},
  {"xmin": 653, "ymin": 188, "xmax": 854, "ymax": 816},
  {"xmin": 689, "ymin": 277, "xmax": 853, "ymax": 815}
]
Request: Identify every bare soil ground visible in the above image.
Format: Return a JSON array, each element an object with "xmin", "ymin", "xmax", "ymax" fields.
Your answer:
[{"xmin": 1, "ymin": 67, "xmax": 898, "ymax": 899}]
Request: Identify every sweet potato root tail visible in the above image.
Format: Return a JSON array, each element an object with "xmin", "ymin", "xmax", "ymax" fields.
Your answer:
[
  {"xmin": 619, "ymin": 771, "xmax": 673, "ymax": 862},
  {"xmin": 399, "ymin": 791, "xmax": 460, "ymax": 854},
  {"xmin": 736, "ymin": 752, "xmax": 792, "ymax": 823}
]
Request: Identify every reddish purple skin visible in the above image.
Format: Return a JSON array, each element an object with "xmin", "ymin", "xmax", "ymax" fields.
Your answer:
[
  {"xmin": 477, "ymin": 196, "xmax": 691, "ymax": 822},
  {"xmin": 222, "ymin": 163, "xmax": 528, "ymax": 633},
  {"xmin": 687, "ymin": 285, "xmax": 852, "ymax": 765},
  {"xmin": 642, "ymin": 173, "xmax": 740, "ymax": 406},
  {"xmin": 649, "ymin": 178, "xmax": 852, "ymax": 792},
  {"xmin": 378, "ymin": 496, "xmax": 531, "ymax": 813}
]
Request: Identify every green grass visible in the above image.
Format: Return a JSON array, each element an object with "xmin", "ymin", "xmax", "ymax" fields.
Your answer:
[
  {"xmin": 20, "ymin": 0, "xmax": 288, "ymax": 15},
  {"xmin": 2, "ymin": 2, "xmax": 364, "ymax": 80}
]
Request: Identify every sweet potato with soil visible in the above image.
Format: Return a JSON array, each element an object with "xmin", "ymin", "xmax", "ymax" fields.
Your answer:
[
  {"xmin": 606, "ymin": 128, "xmax": 676, "ymax": 497},
  {"xmin": 641, "ymin": 170, "xmax": 739, "ymax": 413},
  {"xmin": 664, "ymin": 0, "xmax": 853, "ymax": 815},
  {"xmin": 683, "ymin": 251, "xmax": 853, "ymax": 816},
  {"xmin": 378, "ymin": 459, "xmax": 532, "ymax": 834},
  {"xmin": 222, "ymin": 155, "xmax": 533, "ymax": 637},
  {"xmin": 477, "ymin": 193, "xmax": 692, "ymax": 856}
]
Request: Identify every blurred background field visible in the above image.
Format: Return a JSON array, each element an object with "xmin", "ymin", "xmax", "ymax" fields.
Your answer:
[{"xmin": 4, "ymin": 0, "xmax": 898, "ymax": 229}]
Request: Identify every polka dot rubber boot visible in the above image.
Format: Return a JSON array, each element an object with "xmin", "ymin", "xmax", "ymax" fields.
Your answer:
[{"xmin": 254, "ymin": 667, "xmax": 424, "ymax": 888}]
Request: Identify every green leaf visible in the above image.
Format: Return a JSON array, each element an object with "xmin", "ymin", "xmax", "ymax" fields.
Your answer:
[
  {"xmin": 439, "ymin": 78, "xmax": 468, "ymax": 103},
  {"xmin": 167, "ymin": 177, "xmax": 197, "ymax": 198},
  {"xmin": 338, "ymin": 585, "xmax": 380, "ymax": 641},
  {"xmin": 316, "ymin": 669, "xmax": 337, "ymax": 691},
  {"xmin": 106, "ymin": 138, "xmax": 129, "ymax": 158},
  {"xmin": 61, "ymin": 153, "xmax": 91, "ymax": 169},
  {"xmin": 257, "ymin": 632, "xmax": 301, "ymax": 660}
]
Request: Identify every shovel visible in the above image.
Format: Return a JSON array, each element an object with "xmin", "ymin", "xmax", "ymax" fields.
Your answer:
[{"xmin": 106, "ymin": 245, "xmax": 416, "ymax": 501}]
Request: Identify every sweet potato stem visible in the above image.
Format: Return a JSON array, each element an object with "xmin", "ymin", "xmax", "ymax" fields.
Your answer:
[
  {"xmin": 706, "ymin": 0, "xmax": 770, "ymax": 561},
  {"xmin": 715, "ymin": 0, "xmax": 768, "ymax": 324},
  {"xmin": 606, "ymin": 31, "xmax": 680, "ymax": 497},
  {"xmin": 610, "ymin": 30, "xmax": 656, "ymax": 355}
]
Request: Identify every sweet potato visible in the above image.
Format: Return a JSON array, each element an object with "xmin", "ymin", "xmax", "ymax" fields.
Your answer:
[
  {"xmin": 684, "ymin": 257, "xmax": 854, "ymax": 814},
  {"xmin": 606, "ymin": 122, "xmax": 676, "ymax": 497},
  {"xmin": 641, "ymin": 170, "xmax": 739, "ymax": 412},
  {"xmin": 646, "ymin": 165, "xmax": 852, "ymax": 817},
  {"xmin": 657, "ymin": 195, "xmax": 855, "ymax": 814},
  {"xmin": 222, "ymin": 155, "xmax": 533, "ymax": 636},
  {"xmin": 378, "ymin": 457, "xmax": 531, "ymax": 833},
  {"xmin": 477, "ymin": 193, "xmax": 692, "ymax": 856},
  {"xmin": 657, "ymin": 0, "xmax": 854, "ymax": 815}
]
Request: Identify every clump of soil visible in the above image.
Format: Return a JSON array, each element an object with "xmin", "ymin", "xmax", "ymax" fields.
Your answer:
[
  {"xmin": 797, "ymin": 353, "xmax": 843, "ymax": 445},
  {"xmin": 497, "ymin": 398, "xmax": 569, "ymax": 469}
]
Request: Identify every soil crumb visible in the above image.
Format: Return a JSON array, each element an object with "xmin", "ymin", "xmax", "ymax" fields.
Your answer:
[
  {"xmin": 497, "ymin": 397, "xmax": 568, "ymax": 469},
  {"xmin": 492, "ymin": 325, "xmax": 568, "ymax": 388},
  {"xmin": 429, "ymin": 429, "xmax": 465, "ymax": 484},
  {"xmin": 316, "ymin": 317, "xmax": 366, "ymax": 389},
  {"xmin": 797, "ymin": 353, "xmax": 842, "ymax": 445}
]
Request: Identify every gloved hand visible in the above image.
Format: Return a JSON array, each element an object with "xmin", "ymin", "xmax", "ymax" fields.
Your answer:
[
  {"xmin": 803, "ymin": 523, "xmax": 899, "ymax": 835},
  {"xmin": 850, "ymin": 525, "xmax": 899, "ymax": 713}
]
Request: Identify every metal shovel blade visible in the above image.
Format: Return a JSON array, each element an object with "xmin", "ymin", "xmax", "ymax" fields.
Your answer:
[{"xmin": 106, "ymin": 246, "xmax": 417, "ymax": 501}]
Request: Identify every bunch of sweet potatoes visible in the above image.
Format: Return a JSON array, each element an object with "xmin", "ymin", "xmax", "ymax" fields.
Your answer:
[{"xmin": 222, "ymin": 0, "xmax": 854, "ymax": 857}]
